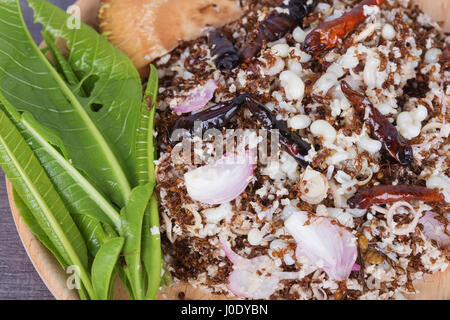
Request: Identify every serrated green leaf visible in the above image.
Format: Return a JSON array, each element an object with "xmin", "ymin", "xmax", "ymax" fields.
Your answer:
[
  {"xmin": 0, "ymin": 0, "xmax": 143, "ymax": 207},
  {"xmin": 12, "ymin": 188, "xmax": 68, "ymax": 267},
  {"xmin": 142, "ymin": 194, "xmax": 162, "ymax": 299},
  {"xmin": 0, "ymin": 107, "xmax": 95, "ymax": 298},
  {"xmin": 136, "ymin": 65, "xmax": 162, "ymax": 299},
  {"xmin": 42, "ymin": 31, "xmax": 78, "ymax": 87},
  {"xmin": 136, "ymin": 64, "xmax": 158, "ymax": 186},
  {"xmin": 72, "ymin": 214, "xmax": 106, "ymax": 257},
  {"xmin": 120, "ymin": 183, "xmax": 154, "ymax": 300},
  {"xmin": 17, "ymin": 111, "xmax": 121, "ymax": 227}
]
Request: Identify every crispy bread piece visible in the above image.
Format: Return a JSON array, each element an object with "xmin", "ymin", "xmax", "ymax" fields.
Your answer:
[{"xmin": 99, "ymin": 0, "xmax": 244, "ymax": 73}]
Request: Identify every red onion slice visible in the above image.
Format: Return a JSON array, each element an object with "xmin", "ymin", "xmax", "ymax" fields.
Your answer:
[
  {"xmin": 172, "ymin": 79, "xmax": 218, "ymax": 114},
  {"xmin": 184, "ymin": 151, "xmax": 255, "ymax": 205},
  {"xmin": 226, "ymin": 269, "xmax": 281, "ymax": 299},
  {"xmin": 220, "ymin": 237, "xmax": 304, "ymax": 299},
  {"xmin": 419, "ymin": 211, "xmax": 450, "ymax": 249},
  {"xmin": 285, "ymin": 211, "xmax": 357, "ymax": 281}
]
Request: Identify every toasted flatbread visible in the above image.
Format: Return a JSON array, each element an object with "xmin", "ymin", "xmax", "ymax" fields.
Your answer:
[{"xmin": 99, "ymin": 0, "xmax": 244, "ymax": 73}]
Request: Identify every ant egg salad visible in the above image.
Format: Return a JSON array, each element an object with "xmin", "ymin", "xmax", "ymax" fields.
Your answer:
[{"xmin": 154, "ymin": 0, "xmax": 449, "ymax": 300}]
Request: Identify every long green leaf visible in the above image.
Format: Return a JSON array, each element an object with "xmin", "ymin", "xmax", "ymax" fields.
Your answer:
[
  {"xmin": 142, "ymin": 195, "xmax": 162, "ymax": 299},
  {"xmin": 0, "ymin": 0, "xmax": 142, "ymax": 206},
  {"xmin": 136, "ymin": 65, "xmax": 163, "ymax": 299},
  {"xmin": 136, "ymin": 65, "xmax": 158, "ymax": 186},
  {"xmin": 18, "ymin": 111, "xmax": 121, "ymax": 227},
  {"xmin": 0, "ymin": 108, "xmax": 95, "ymax": 298},
  {"xmin": 12, "ymin": 188, "xmax": 67, "ymax": 267},
  {"xmin": 120, "ymin": 183, "xmax": 154, "ymax": 300},
  {"xmin": 41, "ymin": 31, "xmax": 79, "ymax": 86},
  {"xmin": 92, "ymin": 237, "xmax": 124, "ymax": 300},
  {"xmin": 13, "ymin": 110, "xmax": 132, "ymax": 294},
  {"xmin": 72, "ymin": 214, "xmax": 106, "ymax": 257},
  {"xmin": 12, "ymin": 109, "xmax": 121, "ymax": 257}
]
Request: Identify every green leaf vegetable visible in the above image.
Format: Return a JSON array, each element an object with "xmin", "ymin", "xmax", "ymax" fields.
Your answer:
[
  {"xmin": 119, "ymin": 183, "xmax": 154, "ymax": 300},
  {"xmin": 0, "ymin": 107, "xmax": 94, "ymax": 298},
  {"xmin": 0, "ymin": 0, "xmax": 164, "ymax": 300},
  {"xmin": 136, "ymin": 65, "xmax": 164, "ymax": 299},
  {"xmin": 92, "ymin": 237, "xmax": 124, "ymax": 300},
  {"xmin": 0, "ymin": 0, "xmax": 142, "ymax": 207}
]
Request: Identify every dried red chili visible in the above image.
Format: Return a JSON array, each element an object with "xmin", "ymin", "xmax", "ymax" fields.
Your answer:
[
  {"xmin": 245, "ymin": 96, "xmax": 311, "ymax": 166},
  {"xmin": 340, "ymin": 81, "xmax": 413, "ymax": 166},
  {"xmin": 347, "ymin": 184, "xmax": 444, "ymax": 209},
  {"xmin": 208, "ymin": 31, "xmax": 239, "ymax": 71},
  {"xmin": 171, "ymin": 94, "xmax": 248, "ymax": 137},
  {"xmin": 171, "ymin": 94, "xmax": 311, "ymax": 166},
  {"xmin": 242, "ymin": 0, "xmax": 317, "ymax": 60},
  {"xmin": 302, "ymin": 0, "xmax": 385, "ymax": 56}
]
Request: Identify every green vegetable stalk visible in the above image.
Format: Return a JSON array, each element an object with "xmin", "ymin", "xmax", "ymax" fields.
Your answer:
[{"xmin": 0, "ymin": 0, "xmax": 164, "ymax": 300}]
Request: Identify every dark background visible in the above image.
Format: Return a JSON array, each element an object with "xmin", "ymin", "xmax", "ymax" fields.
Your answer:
[{"xmin": 0, "ymin": 0, "xmax": 79, "ymax": 300}]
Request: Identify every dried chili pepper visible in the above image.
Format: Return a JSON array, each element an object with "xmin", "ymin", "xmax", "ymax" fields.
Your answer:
[
  {"xmin": 340, "ymin": 81, "xmax": 413, "ymax": 166},
  {"xmin": 171, "ymin": 94, "xmax": 249, "ymax": 137},
  {"xmin": 208, "ymin": 31, "xmax": 240, "ymax": 71},
  {"xmin": 347, "ymin": 184, "xmax": 444, "ymax": 209},
  {"xmin": 302, "ymin": 0, "xmax": 385, "ymax": 56},
  {"xmin": 171, "ymin": 94, "xmax": 311, "ymax": 166},
  {"xmin": 244, "ymin": 96, "xmax": 311, "ymax": 166},
  {"xmin": 242, "ymin": 0, "xmax": 317, "ymax": 60}
]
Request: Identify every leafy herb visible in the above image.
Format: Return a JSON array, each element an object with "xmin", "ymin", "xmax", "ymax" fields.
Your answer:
[
  {"xmin": 12, "ymin": 188, "xmax": 68, "ymax": 267},
  {"xmin": 137, "ymin": 65, "xmax": 163, "ymax": 299},
  {"xmin": 0, "ymin": 0, "xmax": 164, "ymax": 300},
  {"xmin": 0, "ymin": 106, "xmax": 94, "ymax": 298},
  {"xmin": 0, "ymin": 0, "xmax": 142, "ymax": 207},
  {"xmin": 92, "ymin": 237, "xmax": 124, "ymax": 300},
  {"xmin": 119, "ymin": 183, "xmax": 154, "ymax": 300}
]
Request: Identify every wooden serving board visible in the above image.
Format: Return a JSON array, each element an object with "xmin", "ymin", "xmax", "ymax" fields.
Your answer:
[{"xmin": 7, "ymin": 0, "xmax": 450, "ymax": 300}]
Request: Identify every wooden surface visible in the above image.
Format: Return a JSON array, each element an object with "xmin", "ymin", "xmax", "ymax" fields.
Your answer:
[{"xmin": 1, "ymin": 0, "xmax": 449, "ymax": 300}]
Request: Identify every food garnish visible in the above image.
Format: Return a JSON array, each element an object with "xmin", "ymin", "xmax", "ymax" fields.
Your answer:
[
  {"xmin": 302, "ymin": 0, "xmax": 385, "ymax": 56},
  {"xmin": 208, "ymin": 31, "xmax": 240, "ymax": 71},
  {"xmin": 242, "ymin": 0, "xmax": 318, "ymax": 60},
  {"xmin": 285, "ymin": 211, "xmax": 357, "ymax": 281},
  {"xmin": 341, "ymin": 81, "xmax": 414, "ymax": 166},
  {"xmin": 347, "ymin": 184, "xmax": 444, "ymax": 209},
  {"xmin": 419, "ymin": 211, "xmax": 450, "ymax": 249},
  {"xmin": 172, "ymin": 79, "xmax": 218, "ymax": 114},
  {"xmin": 172, "ymin": 94, "xmax": 311, "ymax": 165},
  {"xmin": 220, "ymin": 237, "xmax": 305, "ymax": 299},
  {"xmin": 184, "ymin": 151, "xmax": 255, "ymax": 205}
]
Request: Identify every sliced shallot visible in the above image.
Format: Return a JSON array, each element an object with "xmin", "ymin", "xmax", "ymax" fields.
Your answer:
[
  {"xmin": 285, "ymin": 211, "xmax": 357, "ymax": 281},
  {"xmin": 419, "ymin": 211, "xmax": 450, "ymax": 249},
  {"xmin": 184, "ymin": 151, "xmax": 254, "ymax": 205},
  {"xmin": 172, "ymin": 79, "xmax": 218, "ymax": 114},
  {"xmin": 220, "ymin": 237, "xmax": 305, "ymax": 299},
  {"xmin": 386, "ymin": 201, "xmax": 420, "ymax": 235}
]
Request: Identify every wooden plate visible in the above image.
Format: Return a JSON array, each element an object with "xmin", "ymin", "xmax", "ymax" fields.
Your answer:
[{"xmin": 6, "ymin": 0, "xmax": 450, "ymax": 300}]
